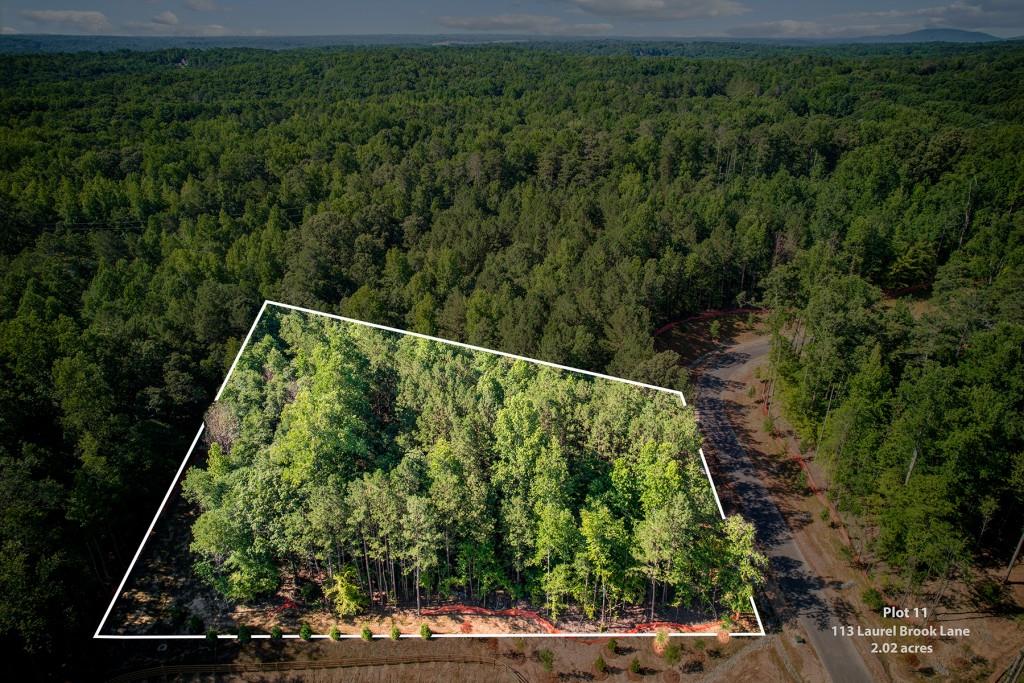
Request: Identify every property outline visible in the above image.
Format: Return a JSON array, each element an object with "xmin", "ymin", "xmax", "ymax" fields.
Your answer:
[{"xmin": 95, "ymin": 299, "xmax": 767, "ymax": 639}]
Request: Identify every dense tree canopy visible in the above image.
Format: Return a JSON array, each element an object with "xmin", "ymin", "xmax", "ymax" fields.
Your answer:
[
  {"xmin": 181, "ymin": 308, "xmax": 759, "ymax": 624},
  {"xmin": 0, "ymin": 40, "xmax": 1021, "ymax": 674}
]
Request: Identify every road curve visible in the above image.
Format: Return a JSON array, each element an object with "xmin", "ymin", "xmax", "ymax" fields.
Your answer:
[{"xmin": 692, "ymin": 334, "xmax": 875, "ymax": 683}]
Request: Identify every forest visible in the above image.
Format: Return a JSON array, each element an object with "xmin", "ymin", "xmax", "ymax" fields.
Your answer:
[
  {"xmin": 182, "ymin": 307, "xmax": 761, "ymax": 626},
  {"xmin": 0, "ymin": 39, "xmax": 1021, "ymax": 673}
]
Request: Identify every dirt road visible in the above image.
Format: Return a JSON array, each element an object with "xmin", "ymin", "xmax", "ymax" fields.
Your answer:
[{"xmin": 692, "ymin": 333, "xmax": 875, "ymax": 683}]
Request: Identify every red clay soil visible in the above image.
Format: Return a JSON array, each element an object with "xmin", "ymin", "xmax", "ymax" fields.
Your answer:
[
  {"xmin": 653, "ymin": 307, "xmax": 765, "ymax": 337},
  {"xmin": 625, "ymin": 620, "xmax": 722, "ymax": 633},
  {"xmin": 419, "ymin": 607, "xmax": 726, "ymax": 636},
  {"xmin": 419, "ymin": 605, "xmax": 560, "ymax": 634}
]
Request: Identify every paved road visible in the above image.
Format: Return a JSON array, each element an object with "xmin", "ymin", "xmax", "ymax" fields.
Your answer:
[{"xmin": 693, "ymin": 335, "xmax": 875, "ymax": 683}]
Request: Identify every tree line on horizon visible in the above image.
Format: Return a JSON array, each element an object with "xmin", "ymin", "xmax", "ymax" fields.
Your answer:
[{"xmin": 0, "ymin": 42, "xmax": 1021, "ymax": 672}]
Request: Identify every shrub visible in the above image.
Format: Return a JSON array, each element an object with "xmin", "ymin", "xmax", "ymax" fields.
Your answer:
[
  {"xmin": 630, "ymin": 657, "xmax": 641, "ymax": 673},
  {"xmin": 325, "ymin": 567, "xmax": 367, "ymax": 617},
  {"xmin": 300, "ymin": 581, "xmax": 321, "ymax": 603},
  {"xmin": 594, "ymin": 655, "xmax": 606, "ymax": 673},
  {"xmin": 299, "ymin": 622, "xmax": 313, "ymax": 640},
  {"xmin": 664, "ymin": 642, "xmax": 682, "ymax": 665},
  {"xmin": 329, "ymin": 625, "xmax": 341, "ymax": 641},
  {"xmin": 187, "ymin": 614, "xmax": 204, "ymax": 634},
  {"xmin": 220, "ymin": 552, "xmax": 279, "ymax": 602},
  {"xmin": 862, "ymin": 587, "xmax": 885, "ymax": 613},
  {"xmin": 270, "ymin": 625, "xmax": 283, "ymax": 640},
  {"xmin": 974, "ymin": 578, "xmax": 1011, "ymax": 610},
  {"xmin": 539, "ymin": 649, "xmax": 554, "ymax": 672},
  {"xmin": 655, "ymin": 628, "xmax": 669, "ymax": 650},
  {"xmin": 205, "ymin": 629, "xmax": 218, "ymax": 641},
  {"xmin": 236, "ymin": 624, "xmax": 251, "ymax": 643},
  {"xmin": 360, "ymin": 625, "xmax": 373, "ymax": 641},
  {"xmin": 607, "ymin": 638, "xmax": 617, "ymax": 654},
  {"xmin": 420, "ymin": 623, "xmax": 432, "ymax": 640},
  {"xmin": 169, "ymin": 605, "xmax": 187, "ymax": 627},
  {"xmin": 390, "ymin": 625, "xmax": 401, "ymax": 640}
]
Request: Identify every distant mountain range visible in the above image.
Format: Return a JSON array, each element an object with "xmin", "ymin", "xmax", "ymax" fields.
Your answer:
[
  {"xmin": 840, "ymin": 28, "xmax": 1000, "ymax": 43},
  {"xmin": 0, "ymin": 28, "xmax": 1010, "ymax": 54}
]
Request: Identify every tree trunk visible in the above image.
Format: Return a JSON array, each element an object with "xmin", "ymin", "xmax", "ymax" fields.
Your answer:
[
  {"xmin": 904, "ymin": 445, "xmax": 919, "ymax": 486},
  {"xmin": 362, "ymin": 538, "xmax": 373, "ymax": 606},
  {"xmin": 1006, "ymin": 524, "xmax": 1024, "ymax": 583},
  {"xmin": 601, "ymin": 581, "xmax": 607, "ymax": 625},
  {"xmin": 650, "ymin": 574, "xmax": 656, "ymax": 621},
  {"xmin": 416, "ymin": 565, "xmax": 421, "ymax": 614}
]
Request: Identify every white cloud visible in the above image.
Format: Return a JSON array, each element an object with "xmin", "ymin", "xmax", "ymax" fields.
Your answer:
[
  {"xmin": 853, "ymin": 1, "xmax": 1024, "ymax": 30},
  {"xmin": 567, "ymin": 0, "xmax": 747, "ymax": 21},
  {"xmin": 438, "ymin": 13, "xmax": 612, "ymax": 35},
  {"xmin": 121, "ymin": 8, "xmax": 257, "ymax": 35},
  {"xmin": 184, "ymin": 0, "xmax": 220, "ymax": 11},
  {"xmin": 122, "ymin": 19, "xmax": 249, "ymax": 36},
  {"xmin": 19, "ymin": 9, "xmax": 112, "ymax": 33},
  {"xmin": 152, "ymin": 11, "xmax": 179, "ymax": 26},
  {"xmin": 1, "ymin": 26, "xmax": 19, "ymax": 34},
  {"xmin": 725, "ymin": 20, "xmax": 895, "ymax": 38},
  {"xmin": 726, "ymin": 1, "xmax": 1024, "ymax": 38}
]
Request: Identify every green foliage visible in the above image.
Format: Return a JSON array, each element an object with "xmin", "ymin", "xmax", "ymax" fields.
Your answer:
[
  {"xmin": 0, "ymin": 41, "xmax": 1020, "ymax": 674},
  {"xmin": 862, "ymin": 588, "xmax": 885, "ymax": 613},
  {"xmin": 360, "ymin": 625, "xmax": 373, "ymax": 641},
  {"xmin": 300, "ymin": 582, "xmax": 321, "ymax": 603},
  {"xmin": 717, "ymin": 516, "xmax": 769, "ymax": 614},
  {"xmin": 236, "ymin": 624, "xmax": 251, "ymax": 643},
  {"xmin": 664, "ymin": 642, "xmax": 682, "ymax": 665},
  {"xmin": 325, "ymin": 567, "xmax": 367, "ymax": 618},
  {"xmin": 655, "ymin": 629, "xmax": 669, "ymax": 649},
  {"xmin": 607, "ymin": 638, "xmax": 617, "ymax": 654},
  {"xmin": 770, "ymin": 212, "xmax": 1024, "ymax": 586},
  {"xmin": 329, "ymin": 625, "xmax": 341, "ymax": 641},
  {"xmin": 187, "ymin": 615, "xmax": 204, "ymax": 635},
  {"xmin": 270, "ymin": 626, "xmax": 283, "ymax": 640},
  {"xmin": 206, "ymin": 629, "xmax": 218, "ymax": 641},
  {"xmin": 594, "ymin": 654, "xmax": 606, "ymax": 673},
  {"xmin": 419, "ymin": 623, "xmax": 432, "ymax": 640},
  {"xmin": 539, "ymin": 648, "xmax": 555, "ymax": 672},
  {"xmin": 390, "ymin": 625, "xmax": 401, "ymax": 640},
  {"xmin": 299, "ymin": 623, "xmax": 313, "ymax": 641},
  {"xmin": 179, "ymin": 309, "xmax": 750, "ymax": 625},
  {"xmin": 630, "ymin": 657, "xmax": 641, "ymax": 673}
]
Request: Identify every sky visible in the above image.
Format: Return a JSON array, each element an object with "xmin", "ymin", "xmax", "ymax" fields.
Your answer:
[{"xmin": 1, "ymin": 1, "xmax": 1022, "ymax": 39}]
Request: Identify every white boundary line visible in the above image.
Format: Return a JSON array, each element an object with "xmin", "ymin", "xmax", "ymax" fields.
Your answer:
[
  {"xmin": 263, "ymin": 300, "xmax": 686, "ymax": 401},
  {"xmin": 215, "ymin": 300, "xmax": 269, "ymax": 402},
  {"xmin": 93, "ymin": 423, "xmax": 206, "ymax": 638},
  {"xmin": 96, "ymin": 299, "xmax": 767, "ymax": 639}
]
